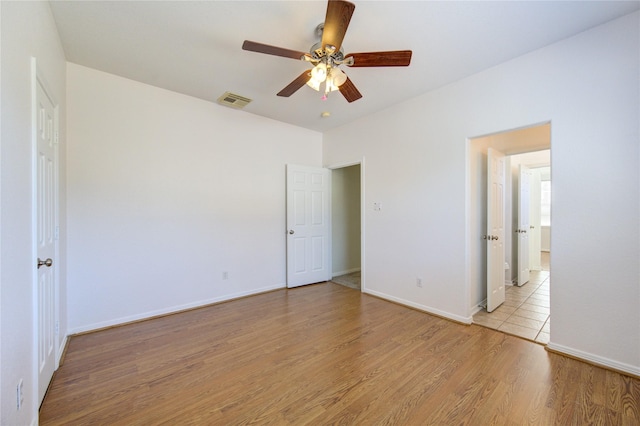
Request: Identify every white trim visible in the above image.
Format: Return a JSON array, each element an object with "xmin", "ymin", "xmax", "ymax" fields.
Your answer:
[
  {"xmin": 364, "ymin": 288, "xmax": 474, "ymax": 325},
  {"xmin": 56, "ymin": 335, "xmax": 68, "ymax": 367},
  {"xmin": 360, "ymin": 159, "xmax": 365, "ymax": 292},
  {"xmin": 546, "ymin": 342, "xmax": 640, "ymax": 377},
  {"xmin": 464, "ymin": 138, "xmax": 472, "ymax": 317},
  {"xmin": 470, "ymin": 304, "xmax": 484, "ymax": 316},
  {"xmin": 327, "ymin": 159, "xmax": 362, "ymax": 169},
  {"xmin": 30, "ymin": 57, "xmax": 38, "ymax": 421},
  {"xmin": 68, "ymin": 283, "xmax": 285, "ymax": 335},
  {"xmin": 327, "ymin": 168, "xmax": 332, "ymax": 283}
]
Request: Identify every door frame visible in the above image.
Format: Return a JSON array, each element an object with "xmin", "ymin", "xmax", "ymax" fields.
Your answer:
[
  {"xmin": 528, "ymin": 168, "xmax": 543, "ymax": 271},
  {"xmin": 517, "ymin": 164, "xmax": 531, "ymax": 286},
  {"xmin": 31, "ymin": 58, "xmax": 62, "ymax": 405},
  {"xmin": 327, "ymin": 158, "xmax": 365, "ymax": 291},
  {"xmin": 466, "ymin": 122, "xmax": 551, "ymax": 318}
]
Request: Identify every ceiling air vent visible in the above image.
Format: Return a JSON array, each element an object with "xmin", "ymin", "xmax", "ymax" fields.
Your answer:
[{"xmin": 217, "ymin": 92, "xmax": 252, "ymax": 109}]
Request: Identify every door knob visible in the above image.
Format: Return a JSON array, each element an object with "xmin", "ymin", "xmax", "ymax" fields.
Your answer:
[
  {"xmin": 289, "ymin": 230, "xmax": 295, "ymax": 235},
  {"xmin": 37, "ymin": 258, "xmax": 53, "ymax": 269}
]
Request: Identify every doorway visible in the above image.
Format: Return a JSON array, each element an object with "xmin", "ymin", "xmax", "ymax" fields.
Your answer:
[
  {"xmin": 329, "ymin": 163, "xmax": 362, "ymax": 290},
  {"xmin": 468, "ymin": 123, "xmax": 551, "ymax": 344}
]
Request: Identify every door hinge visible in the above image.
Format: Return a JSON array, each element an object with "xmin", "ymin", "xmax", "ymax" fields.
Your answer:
[{"xmin": 54, "ymin": 131, "xmax": 59, "ymax": 145}]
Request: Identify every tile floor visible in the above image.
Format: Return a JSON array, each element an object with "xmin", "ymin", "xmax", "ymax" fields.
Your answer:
[{"xmin": 473, "ymin": 269, "xmax": 550, "ymax": 344}]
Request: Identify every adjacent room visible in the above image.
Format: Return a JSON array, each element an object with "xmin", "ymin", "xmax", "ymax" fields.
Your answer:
[
  {"xmin": 468, "ymin": 125, "xmax": 552, "ymax": 343},
  {"xmin": 1, "ymin": 1, "xmax": 639, "ymax": 424}
]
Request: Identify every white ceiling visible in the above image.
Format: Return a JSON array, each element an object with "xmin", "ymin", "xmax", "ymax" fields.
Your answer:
[{"xmin": 49, "ymin": 1, "xmax": 639, "ymax": 133}]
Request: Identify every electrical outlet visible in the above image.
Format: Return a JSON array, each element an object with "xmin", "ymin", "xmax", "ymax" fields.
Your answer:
[
  {"xmin": 222, "ymin": 271, "xmax": 229, "ymax": 280},
  {"xmin": 416, "ymin": 278, "xmax": 423, "ymax": 288},
  {"xmin": 17, "ymin": 379, "xmax": 23, "ymax": 410}
]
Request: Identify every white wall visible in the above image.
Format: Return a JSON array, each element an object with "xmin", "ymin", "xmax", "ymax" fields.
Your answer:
[
  {"xmin": 331, "ymin": 165, "xmax": 361, "ymax": 276},
  {"xmin": 1, "ymin": 2, "xmax": 67, "ymax": 424},
  {"xmin": 324, "ymin": 12, "xmax": 639, "ymax": 374},
  {"xmin": 66, "ymin": 64, "xmax": 322, "ymax": 332}
]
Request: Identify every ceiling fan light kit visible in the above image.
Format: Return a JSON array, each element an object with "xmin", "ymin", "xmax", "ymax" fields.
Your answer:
[{"xmin": 242, "ymin": 0, "xmax": 412, "ymax": 103}]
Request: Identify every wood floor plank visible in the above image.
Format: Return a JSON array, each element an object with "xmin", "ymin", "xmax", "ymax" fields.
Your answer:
[{"xmin": 40, "ymin": 283, "xmax": 640, "ymax": 425}]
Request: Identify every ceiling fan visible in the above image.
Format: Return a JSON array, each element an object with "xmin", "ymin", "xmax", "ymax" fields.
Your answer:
[{"xmin": 242, "ymin": 0, "xmax": 412, "ymax": 103}]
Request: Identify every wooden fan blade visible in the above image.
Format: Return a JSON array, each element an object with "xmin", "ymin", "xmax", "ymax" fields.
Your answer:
[
  {"xmin": 321, "ymin": 0, "xmax": 355, "ymax": 53},
  {"xmin": 277, "ymin": 70, "xmax": 312, "ymax": 97},
  {"xmin": 242, "ymin": 40, "xmax": 307, "ymax": 60},
  {"xmin": 345, "ymin": 50, "xmax": 412, "ymax": 67},
  {"xmin": 339, "ymin": 77, "xmax": 362, "ymax": 103}
]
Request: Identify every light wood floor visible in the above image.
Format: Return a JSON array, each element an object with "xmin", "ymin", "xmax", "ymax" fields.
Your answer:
[{"xmin": 41, "ymin": 283, "xmax": 640, "ymax": 425}]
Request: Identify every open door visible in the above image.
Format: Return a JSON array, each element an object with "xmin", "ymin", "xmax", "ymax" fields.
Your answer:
[
  {"xmin": 486, "ymin": 148, "xmax": 506, "ymax": 312},
  {"xmin": 286, "ymin": 165, "xmax": 331, "ymax": 288},
  {"xmin": 517, "ymin": 165, "xmax": 531, "ymax": 286},
  {"xmin": 35, "ymin": 75, "xmax": 58, "ymax": 405},
  {"xmin": 529, "ymin": 169, "xmax": 542, "ymax": 271}
]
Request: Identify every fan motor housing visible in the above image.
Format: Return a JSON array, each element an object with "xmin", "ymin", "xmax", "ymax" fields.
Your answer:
[{"xmin": 309, "ymin": 42, "xmax": 345, "ymax": 62}]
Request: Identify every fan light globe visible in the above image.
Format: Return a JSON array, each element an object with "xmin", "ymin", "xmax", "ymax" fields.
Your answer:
[
  {"xmin": 332, "ymin": 68, "xmax": 347, "ymax": 86},
  {"xmin": 324, "ymin": 68, "xmax": 347, "ymax": 92},
  {"xmin": 306, "ymin": 78, "xmax": 321, "ymax": 91},
  {"xmin": 311, "ymin": 63, "xmax": 327, "ymax": 82},
  {"xmin": 326, "ymin": 76, "xmax": 339, "ymax": 92}
]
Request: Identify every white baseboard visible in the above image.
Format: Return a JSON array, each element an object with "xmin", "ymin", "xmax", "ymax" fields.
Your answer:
[
  {"xmin": 56, "ymin": 334, "xmax": 68, "ymax": 366},
  {"xmin": 363, "ymin": 288, "xmax": 473, "ymax": 324},
  {"xmin": 470, "ymin": 304, "xmax": 484, "ymax": 316},
  {"xmin": 546, "ymin": 341, "xmax": 640, "ymax": 377},
  {"xmin": 332, "ymin": 268, "xmax": 361, "ymax": 277},
  {"xmin": 68, "ymin": 283, "xmax": 285, "ymax": 335}
]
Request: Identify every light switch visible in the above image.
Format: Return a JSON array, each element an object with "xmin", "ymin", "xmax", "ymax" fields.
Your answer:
[{"xmin": 373, "ymin": 202, "xmax": 382, "ymax": 211}]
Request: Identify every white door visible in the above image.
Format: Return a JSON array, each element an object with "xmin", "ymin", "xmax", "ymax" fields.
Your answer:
[
  {"xmin": 35, "ymin": 80, "xmax": 57, "ymax": 404},
  {"xmin": 517, "ymin": 165, "xmax": 531, "ymax": 286},
  {"xmin": 486, "ymin": 148, "xmax": 506, "ymax": 312},
  {"xmin": 286, "ymin": 165, "xmax": 330, "ymax": 288},
  {"xmin": 529, "ymin": 169, "xmax": 542, "ymax": 271}
]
